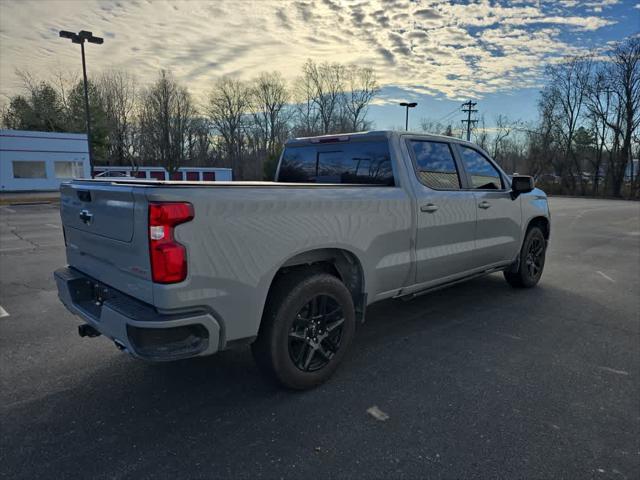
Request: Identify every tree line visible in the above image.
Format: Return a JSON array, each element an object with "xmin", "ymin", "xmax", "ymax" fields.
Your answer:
[
  {"xmin": 419, "ymin": 37, "xmax": 639, "ymax": 198},
  {"xmin": 2, "ymin": 37, "xmax": 637, "ymax": 196},
  {"xmin": 1, "ymin": 60, "xmax": 380, "ymax": 180}
]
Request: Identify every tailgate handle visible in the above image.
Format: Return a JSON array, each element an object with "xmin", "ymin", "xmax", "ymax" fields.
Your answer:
[{"xmin": 77, "ymin": 190, "xmax": 92, "ymax": 202}]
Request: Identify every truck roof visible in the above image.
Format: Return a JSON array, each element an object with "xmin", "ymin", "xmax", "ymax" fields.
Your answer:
[{"xmin": 286, "ymin": 130, "xmax": 478, "ymax": 148}]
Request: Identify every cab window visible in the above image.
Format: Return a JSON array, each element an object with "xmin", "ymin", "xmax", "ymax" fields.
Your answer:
[
  {"xmin": 409, "ymin": 140, "xmax": 461, "ymax": 190},
  {"xmin": 459, "ymin": 147, "xmax": 503, "ymax": 190}
]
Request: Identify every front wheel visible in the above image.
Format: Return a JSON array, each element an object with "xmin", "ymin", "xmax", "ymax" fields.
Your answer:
[
  {"xmin": 504, "ymin": 226, "xmax": 547, "ymax": 288},
  {"xmin": 252, "ymin": 271, "xmax": 356, "ymax": 390}
]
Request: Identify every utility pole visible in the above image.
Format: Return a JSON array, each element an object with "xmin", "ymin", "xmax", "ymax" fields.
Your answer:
[
  {"xmin": 59, "ymin": 30, "xmax": 104, "ymax": 178},
  {"xmin": 461, "ymin": 100, "xmax": 478, "ymax": 142}
]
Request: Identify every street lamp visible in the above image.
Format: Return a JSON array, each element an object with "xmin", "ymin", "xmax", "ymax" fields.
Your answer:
[
  {"xmin": 400, "ymin": 102, "xmax": 418, "ymax": 131},
  {"xmin": 399, "ymin": 102, "xmax": 417, "ymax": 130},
  {"xmin": 59, "ymin": 30, "xmax": 104, "ymax": 178}
]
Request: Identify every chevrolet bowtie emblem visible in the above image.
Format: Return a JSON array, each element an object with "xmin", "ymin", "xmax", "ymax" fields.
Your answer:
[{"xmin": 79, "ymin": 209, "xmax": 93, "ymax": 225}]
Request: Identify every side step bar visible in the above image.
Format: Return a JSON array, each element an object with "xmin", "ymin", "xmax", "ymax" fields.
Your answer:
[{"xmin": 397, "ymin": 267, "xmax": 505, "ymax": 301}]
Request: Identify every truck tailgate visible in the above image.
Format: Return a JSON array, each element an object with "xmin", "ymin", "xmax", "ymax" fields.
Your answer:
[{"xmin": 60, "ymin": 181, "xmax": 153, "ymax": 304}]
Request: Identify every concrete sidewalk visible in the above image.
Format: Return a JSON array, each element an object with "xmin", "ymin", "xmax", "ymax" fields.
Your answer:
[{"xmin": 0, "ymin": 191, "xmax": 60, "ymax": 205}]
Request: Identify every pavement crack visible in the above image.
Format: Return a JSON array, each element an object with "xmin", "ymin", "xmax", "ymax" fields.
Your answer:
[
  {"xmin": 10, "ymin": 228, "xmax": 40, "ymax": 249},
  {"xmin": 3, "ymin": 281, "xmax": 52, "ymax": 293}
]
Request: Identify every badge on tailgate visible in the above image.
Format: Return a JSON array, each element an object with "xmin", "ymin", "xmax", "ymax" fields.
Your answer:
[{"xmin": 79, "ymin": 209, "xmax": 93, "ymax": 225}]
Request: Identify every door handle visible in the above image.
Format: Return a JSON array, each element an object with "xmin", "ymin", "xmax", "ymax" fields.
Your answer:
[
  {"xmin": 478, "ymin": 201, "xmax": 491, "ymax": 209},
  {"xmin": 420, "ymin": 203, "xmax": 439, "ymax": 213}
]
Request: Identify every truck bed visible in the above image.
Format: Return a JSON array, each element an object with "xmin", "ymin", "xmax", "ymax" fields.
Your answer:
[
  {"xmin": 72, "ymin": 179, "xmax": 388, "ymax": 188},
  {"xmin": 59, "ymin": 178, "xmax": 414, "ymax": 345}
]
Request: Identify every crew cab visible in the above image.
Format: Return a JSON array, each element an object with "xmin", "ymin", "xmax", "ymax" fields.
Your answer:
[{"xmin": 54, "ymin": 131, "xmax": 550, "ymax": 389}]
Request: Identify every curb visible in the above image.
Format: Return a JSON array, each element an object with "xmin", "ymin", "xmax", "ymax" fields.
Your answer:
[{"xmin": 0, "ymin": 194, "xmax": 60, "ymax": 206}]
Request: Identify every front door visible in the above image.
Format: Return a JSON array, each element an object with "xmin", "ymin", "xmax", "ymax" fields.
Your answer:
[
  {"xmin": 455, "ymin": 145, "xmax": 522, "ymax": 267},
  {"xmin": 407, "ymin": 139, "xmax": 478, "ymax": 285}
]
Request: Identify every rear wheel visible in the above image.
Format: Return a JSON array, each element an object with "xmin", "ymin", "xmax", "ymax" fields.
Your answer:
[
  {"xmin": 252, "ymin": 270, "xmax": 356, "ymax": 390},
  {"xmin": 504, "ymin": 226, "xmax": 546, "ymax": 288}
]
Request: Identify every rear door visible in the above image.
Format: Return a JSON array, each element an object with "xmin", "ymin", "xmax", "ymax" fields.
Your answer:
[
  {"xmin": 453, "ymin": 145, "xmax": 521, "ymax": 268},
  {"xmin": 60, "ymin": 181, "xmax": 153, "ymax": 303},
  {"xmin": 405, "ymin": 138, "xmax": 478, "ymax": 285}
]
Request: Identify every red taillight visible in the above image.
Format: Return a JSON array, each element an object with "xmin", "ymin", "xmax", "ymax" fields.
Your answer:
[{"xmin": 148, "ymin": 202, "xmax": 194, "ymax": 284}]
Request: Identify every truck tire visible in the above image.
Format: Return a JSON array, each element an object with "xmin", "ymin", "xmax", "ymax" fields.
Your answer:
[
  {"xmin": 504, "ymin": 226, "xmax": 546, "ymax": 288},
  {"xmin": 252, "ymin": 270, "xmax": 356, "ymax": 390}
]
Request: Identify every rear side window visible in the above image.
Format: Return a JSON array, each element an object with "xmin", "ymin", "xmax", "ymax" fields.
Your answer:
[
  {"xmin": 278, "ymin": 141, "xmax": 394, "ymax": 185},
  {"xmin": 459, "ymin": 147, "xmax": 503, "ymax": 190},
  {"xmin": 277, "ymin": 146, "xmax": 317, "ymax": 182},
  {"xmin": 409, "ymin": 140, "xmax": 460, "ymax": 190}
]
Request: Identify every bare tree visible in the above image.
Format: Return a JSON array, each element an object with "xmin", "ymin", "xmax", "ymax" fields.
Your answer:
[
  {"xmin": 343, "ymin": 65, "xmax": 379, "ymax": 131},
  {"xmin": 2, "ymin": 70, "xmax": 66, "ymax": 132},
  {"xmin": 185, "ymin": 116, "xmax": 212, "ymax": 167},
  {"xmin": 303, "ymin": 59, "xmax": 345, "ymax": 134},
  {"xmin": 251, "ymin": 71, "xmax": 290, "ymax": 158},
  {"xmin": 492, "ymin": 114, "xmax": 514, "ymax": 171},
  {"xmin": 138, "ymin": 70, "xmax": 195, "ymax": 173},
  {"xmin": 98, "ymin": 71, "xmax": 137, "ymax": 168},
  {"xmin": 601, "ymin": 38, "xmax": 639, "ymax": 196},
  {"xmin": 473, "ymin": 115, "xmax": 490, "ymax": 152},
  {"xmin": 420, "ymin": 118, "xmax": 459, "ymax": 137},
  {"xmin": 292, "ymin": 70, "xmax": 321, "ymax": 137},
  {"xmin": 420, "ymin": 118, "xmax": 445, "ymax": 135},
  {"xmin": 207, "ymin": 77, "xmax": 252, "ymax": 178},
  {"xmin": 585, "ymin": 69, "xmax": 615, "ymax": 194},
  {"xmin": 541, "ymin": 55, "xmax": 592, "ymax": 193},
  {"xmin": 52, "ymin": 69, "xmax": 79, "ymax": 114}
]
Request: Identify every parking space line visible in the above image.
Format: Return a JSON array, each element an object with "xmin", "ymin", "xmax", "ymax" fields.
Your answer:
[
  {"xmin": 596, "ymin": 271, "xmax": 615, "ymax": 282},
  {"xmin": 0, "ymin": 206, "xmax": 16, "ymax": 214},
  {"xmin": 0, "ymin": 306, "xmax": 9, "ymax": 318},
  {"xmin": 0, "ymin": 247, "xmax": 34, "ymax": 253},
  {"xmin": 597, "ymin": 366, "xmax": 629, "ymax": 376}
]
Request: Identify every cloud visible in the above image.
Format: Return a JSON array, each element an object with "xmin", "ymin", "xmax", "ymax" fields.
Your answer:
[
  {"xmin": 376, "ymin": 47, "xmax": 396, "ymax": 65},
  {"xmin": 414, "ymin": 8, "xmax": 442, "ymax": 19},
  {"xmin": 275, "ymin": 8, "xmax": 293, "ymax": 30},
  {"xmin": 0, "ymin": 0, "xmax": 624, "ymax": 102}
]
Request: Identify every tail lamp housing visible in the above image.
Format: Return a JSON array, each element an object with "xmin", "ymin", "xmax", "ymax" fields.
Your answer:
[{"xmin": 148, "ymin": 202, "xmax": 194, "ymax": 284}]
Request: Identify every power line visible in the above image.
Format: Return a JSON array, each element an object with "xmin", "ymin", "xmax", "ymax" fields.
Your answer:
[
  {"xmin": 435, "ymin": 105, "xmax": 461, "ymax": 124},
  {"xmin": 461, "ymin": 100, "xmax": 478, "ymax": 142}
]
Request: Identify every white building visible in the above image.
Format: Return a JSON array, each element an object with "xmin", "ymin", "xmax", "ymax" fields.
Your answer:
[
  {"xmin": 0, "ymin": 129, "xmax": 90, "ymax": 192},
  {"xmin": 0, "ymin": 129, "xmax": 233, "ymax": 192},
  {"xmin": 94, "ymin": 165, "xmax": 232, "ymax": 181}
]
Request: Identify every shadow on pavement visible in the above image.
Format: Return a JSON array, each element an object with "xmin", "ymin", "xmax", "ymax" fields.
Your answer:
[{"xmin": 2, "ymin": 274, "xmax": 635, "ymax": 479}]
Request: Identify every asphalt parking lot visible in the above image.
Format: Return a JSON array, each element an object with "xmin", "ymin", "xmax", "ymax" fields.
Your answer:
[{"xmin": 1, "ymin": 197, "xmax": 639, "ymax": 479}]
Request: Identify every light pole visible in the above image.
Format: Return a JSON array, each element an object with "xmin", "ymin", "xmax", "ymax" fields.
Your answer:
[
  {"xmin": 399, "ymin": 102, "xmax": 417, "ymax": 130},
  {"xmin": 59, "ymin": 30, "xmax": 103, "ymax": 178}
]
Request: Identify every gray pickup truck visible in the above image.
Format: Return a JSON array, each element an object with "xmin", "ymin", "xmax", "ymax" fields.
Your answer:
[{"xmin": 55, "ymin": 131, "xmax": 550, "ymax": 389}]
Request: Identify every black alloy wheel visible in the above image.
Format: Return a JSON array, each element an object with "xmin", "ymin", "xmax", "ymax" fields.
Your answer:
[
  {"xmin": 252, "ymin": 271, "xmax": 356, "ymax": 390},
  {"xmin": 504, "ymin": 226, "xmax": 546, "ymax": 288},
  {"xmin": 525, "ymin": 235, "xmax": 545, "ymax": 279},
  {"xmin": 288, "ymin": 294, "xmax": 345, "ymax": 372}
]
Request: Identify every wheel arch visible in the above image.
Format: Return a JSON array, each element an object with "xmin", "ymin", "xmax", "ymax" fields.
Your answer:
[
  {"xmin": 527, "ymin": 215, "xmax": 550, "ymax": 240},
  {"xmin": 268, "ymin": 248, "xmax": 367, "ymax": 322}
]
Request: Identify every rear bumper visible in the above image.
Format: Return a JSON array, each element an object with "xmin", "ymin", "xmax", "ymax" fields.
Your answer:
[{"xmin": 54, "ymin": 267, "xmax": 221, "ymax": 361}]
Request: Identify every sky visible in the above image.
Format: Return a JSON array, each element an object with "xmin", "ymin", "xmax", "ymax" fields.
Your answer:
[{"xmin": 0, "ymin": 0, "xmax": 638, "ymax": 131}]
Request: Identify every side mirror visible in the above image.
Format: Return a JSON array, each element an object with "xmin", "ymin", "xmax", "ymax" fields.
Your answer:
[{"xmin": 511, "ymin": 175, "xmax": 534, "ymax": 196}]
